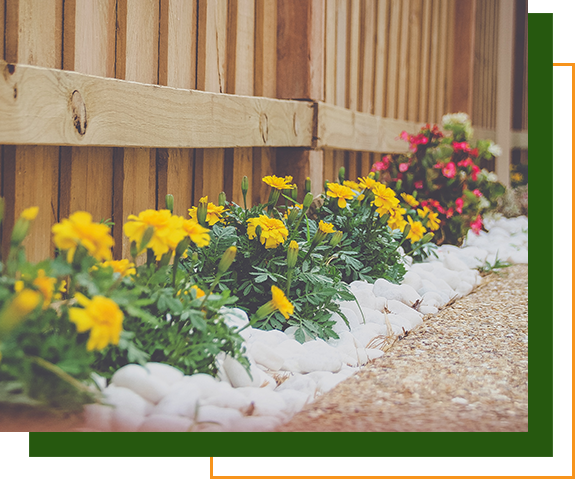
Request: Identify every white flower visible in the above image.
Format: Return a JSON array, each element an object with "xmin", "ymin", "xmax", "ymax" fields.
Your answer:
[
  {"xmin": 488, "ymin": 142, "xmax": 502, "ymax": 157},
  {"xmin": 442, "ymin": 112, "xmax": 470, "ymax": 126},
  {"xmin": 486, "ymin": 171, "xmax": 498, "ymax": 182},
  {"xmin": 479, "ymin": 197, "xmax": 491, "ymax": 209}
]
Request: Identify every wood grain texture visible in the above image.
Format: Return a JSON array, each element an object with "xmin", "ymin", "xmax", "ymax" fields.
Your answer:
[
  {"xmin": 385, "ymin": 0, "xmax": 401, "ymax": 119},
  {"xmin": 252, "ymin": 147, "xmax": 277, "ymax": 206},
  {"xmin": 276, "ymin": 148, "xmax": 323, "ymax": 199},
  {"xmin": 335, "ymin": 0, "xmax": 348, "ymax": 108},
  {"xmin": 254, "ymin": 0, "xmax": 277, "ymax": 98},
  {"xmin": 406, "ymin": 0, "xmax": 422, "ymax": 121},
  {"xmin": 347, "ymin": 0, "xmax": 360, "ymax": 110},
  {"xmin": 317, "ymin": 102, "xmax": 417, "ymax": 153},
  {"xmin": 60, "ymin": 0, "xmax": 115, "ymax": 224},
  {"xmin": 427, "ymin": 0, "xmax": 440, "ymax": 123},
  {"xmin": 113, "ymin": 0, "xmax": 159, "ymax": 259},
  {"xmin": 3, "ymin": 0, "xmax": 62, "ymax": 262},
  {"xmin": 418, "ymin": 0, "xmax": 432, "ymax": 123},
  {"xmin": 0, "ymin": 62, "xmax": 314, "ymax": 148},
  {"xmin": 450, "ymin": 0, "xmax": 476, "ymax": 115},
  {"xmin": 373, "ymin": 0, "xmax": 389, "ymax": 116},
  {"xmin": 359, "ymin": 0, "xmax": 375, "ymax": 114},
  {"xmin": 396, "ymin": 0, "xmax": 409, "ymax": 120},
  {"xmin": 324, "ymin": 0, "xmax": 337, "ymax": 104}
]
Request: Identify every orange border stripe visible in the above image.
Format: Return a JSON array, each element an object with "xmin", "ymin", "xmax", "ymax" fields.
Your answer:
[{"xmin": 209, "ymin": 61, "xmax": 575, "ymax": 479}]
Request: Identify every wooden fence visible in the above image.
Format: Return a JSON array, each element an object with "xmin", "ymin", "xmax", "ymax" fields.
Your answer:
[{"xmin": 0, "ymin": 0, "xmax": 528, "ymax": 262}]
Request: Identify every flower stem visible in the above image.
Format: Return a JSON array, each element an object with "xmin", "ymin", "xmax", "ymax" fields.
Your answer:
[{"xmin": 27, "ymin": 355, "xmax": 95, "ymax": 396}]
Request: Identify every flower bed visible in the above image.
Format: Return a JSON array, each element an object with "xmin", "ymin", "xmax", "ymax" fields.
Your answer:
[{"xmin": 0, "ymin": 113, "xmax": 527, "ymax": 432}]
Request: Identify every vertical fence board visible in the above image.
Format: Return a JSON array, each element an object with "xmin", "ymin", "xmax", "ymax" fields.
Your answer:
[
  {"xmin": 435, "ymin": 0, "xmax": 448, "ymax": 119},
  {"xmin": 396, "ymin": 0, "xmax": 409, "ymax": 120},
  {"xmin": 450, "ymin": 0, "xmax": 477, "ymax": 115},
  {"xmin": 324, "ymin": 0, "xmax": 337, "ymax": 104},
  {"xmin": 335, "ymin": 0, "xmax": 348, "ymax": 108},
  {"xmin": 113, "ymin": 0, "xmax": 159, "ymax": 259},
  {"xmin": 385, "ymin": 0, "xmax": 401, "ymax": 119},
  {"xmin": 60, "ymin": 0, "xmax": 115, "ymax": 227},
  {"xmin": 253, "ymin": 0, "xmax": 277, "ymax": 206},
  {"xmin": 359, "ymin": 0, "xmax": 375, "ymax": 114},
  {"xmin": 195, "ymin": 0, "xmax": 228, "ymax": 204},
  {"xmin": 373, "ymin": 0, "xmax": 388, "ymax": 117},
  {"xmin": 323, "ymin": 149, "xmax": 336, "ymax": 186},
  {"xmin": 427, "ymin": 0, "xmax": 440, "ymax": 123},
  {"xmin": 226, "ymin": 0, "xmax": 255, "ymax": 206},
  {"xmin": 157, "ymin": 0, "xmax": 197, "ymax": 218},
  {"xmin": 407, "ymin": 0, "xmax": 422, "ymax": 121},
  {"xmin": 347, "ymin": 0, "xmax": 361, "ymax": 110},
  {"xmin": 3, "ymin": 0, "xmax": 62, "ymax": 261},
  {"xmin": 418, "ymin": 0, "xmax": 431, "ymax": 123}
]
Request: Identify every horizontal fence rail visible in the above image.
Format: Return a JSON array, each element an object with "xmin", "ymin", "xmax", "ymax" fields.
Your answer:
[{"xmin": 1, "ymin": 61, "xmax": 526, "ymax": 154}]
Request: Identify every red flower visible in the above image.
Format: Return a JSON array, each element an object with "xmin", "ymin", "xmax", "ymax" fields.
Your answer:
[
  {"xmin": 470, "ymin": 164, "xmax": 481, "ymax": 181},
  {"xmin": 371, "ymin": 162, "xmax": 384, "ymax": 172},
  {"xmin": 445, "ymin": 208, "xmax": 454, "ymax": 219},
  {"xmin": 442, "ymin": 162, "xmax": 456, "ymax": 178},
  {"xmin": 452, "ymin": 141, "xmax": 470, "ymax": 152},
  {"xmin": 433, "ymin": 161, "xmax": 444, "ymax": 169},
  {"xmin": 414, "ymin": 180, "xmax": 424, "ymax": 189},
  {"xmin": 473, "ymin": 189, "xmax": 483, "ymax": 198},
  {"xmin": 399, "ymin": 163, "xmax": 410, "ymax": 172},
  {"xmin": 457, "ymin": 158, "xmax": 472, "ymax": 168},
  {"xmin": 455, "ymin": 197, "xmax": 464, "ymax": 214},
  {"xmin": 470, "ymin": 214, "xmax": 483, "ymax": 234},
  {"xmin": 469, "ymin": 148, "xmax": 479, "ymax": 157}
]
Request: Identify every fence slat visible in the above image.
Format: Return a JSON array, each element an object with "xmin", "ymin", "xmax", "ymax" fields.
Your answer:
[
  {"xmin": 418, "ymin": 0, "xmax": 432, "ymax": 123},
  {"xmin": 360, "ymin": 0, "xmax": 375, "ymax": 114},
  {"xmin": 347, "ymin": 0, "xmax": 361, "ymax": 111},
  {"xmin": 427, "ymin": 0, "xmax": 440, "ymax": 123},
  {"xmin": 373, "ymin": 0, "xmax": 389, "ymax": 117},
  {"xmin": 60, "ymin": 0, "xmax": 115, "ymax": 226},
  {"xmin": 407, "ymin": 0, "xmax": 422, "ymax": 122},
  {"xmin": 385, "ymin": 0, "xmax": 401, "ymax": 119},
  {"xmin": 396, "ymin": 0, "xmax": 409, "ymax": 120},
  {"xmin": 324, "ymin": 0, "xmax": 337, "ymax": 104},
  {"xmin": 2, "ymin": 0, "xmax": 62, "ymax": 262},
  {"xmin": 113, "ymin": 0, "xmax": 159, "ymax": 259},
  {"xmin": 335, "ymin": 0, "xmax": 348, "ymax": 107},
  {"xmin": 435, "ymin": 0, "xmax": 448, "ymax": 119}
]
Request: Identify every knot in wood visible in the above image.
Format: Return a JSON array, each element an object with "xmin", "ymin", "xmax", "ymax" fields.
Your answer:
[
  {"xmin": 292, "ymin": 112, "xmax": 299, "ymax": 137},
  {"xmin": 70, "ymin": 90, "xmax": 87, "ymax": 136},
  {"xmin": 259, "ymin": 113, "xmax": 269, "ymax": 143}
]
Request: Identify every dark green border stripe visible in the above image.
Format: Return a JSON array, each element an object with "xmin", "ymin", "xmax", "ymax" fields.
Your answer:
[{"xmin": 29, "ymin": 13, "xmax": 552, "ymax": 458}]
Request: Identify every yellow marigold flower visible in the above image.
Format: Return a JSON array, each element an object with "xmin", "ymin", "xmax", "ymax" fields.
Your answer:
[
  {"xmin": 262, "ymin": 175, "xmax": 294, "ymax": 190},
  {"xmin": 400, "ymin": 193, "xmax": 419, "ymax": 207},
  {"xmin": 14, "ymin": 280, "xmax": 24, "ymax": 293},
  {"xmin": 318, "ymin": 221, "xmax": 335, "ymax": 234},
  {"xmin": 417, "ymin": 207, "xmax": 441, "ymax": 231},
  {"xmin": 69, "ymin": 293, "xmax": 123, "ymax": 351},
  {"xmin": 511, "ymin": 172, "xmax": 523, "ymax": 182},
  {"xmin": 0, "ymin": 289, "xmax": 43, "ymax": 338},
  {"xmin": 372, "ymin": 185, "xmax": 400, "ymax": 217},
  {"xmin": 387, "ymin": 207, "xmax": 407, "ymax": 232},
  {"xmin": 100, "ymin": 259, "xmax": 136, "ymax": 278},
  {"xmin": 206, "ymin": 202, "xmax": 227, "ymax": 226},
  {"xmin": 32, "ymin": 269, "xmax": 57, "ymax": 309},
  {"xmin": 342, "ymin": 180, "xmax": 361, "ymax": 191},
  {"xmin": 270, "ymin": 286, "xmax": 294, "ymax": 319},
  {"xmin": 358, "ymin": 176, "xmax": 378, "ymax": 191},
  {"xmin": 247, "ymin": 215, "xmax": 289, "ymax": 249},
  {"xmin": 406, "ymin": 216, "xmax": 427, "ymax": 243},
  {"xmin": 284, "ymin": 204, "xmax": 303, "ymax": 219},
  {"xmin": 124, "ymin": 209, "xmax": 187, "ymax": 259},
  {"xmin": 52, "ymin": 211, "xmax": 114, "ymax": 262},
  {"xmin": 20, "ymin": 206, "xmax": 39, "ymax": 221},
  {"xmin": 182, "ymin": 219, "xmax": 211, "ymax": 248},
  {"xmin": 199, "ymin": 196, "xmax": 208, "ymax": 204},
  {"xmin": 326, "ymin": 182, "xmax": 354, "ymax": 208},
  {"xmin": 192, "ymin": 285, "xmax": 206, "ymax": 299}
]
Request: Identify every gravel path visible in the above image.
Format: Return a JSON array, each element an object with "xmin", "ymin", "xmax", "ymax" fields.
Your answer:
[{"xmin": 277, "ymin": 264, "xmax": 528, "ymax": 432}]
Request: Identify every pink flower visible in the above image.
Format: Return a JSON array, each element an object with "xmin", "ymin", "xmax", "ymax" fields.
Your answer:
[
  {"xmin": 371, "ymin": 162, "xmax": 383, "ymax": 172},
  {"xmin": 470, "ymin": 164, "xmax": 481, "ymax": 181},
  {"xmin": 452, "ymin": 141, "xmax": 470, "ymax": 152},
  {"xmin": 455, "ymin": 197, "xmax": 464, "ymax": 214},
  {"xmin": 399, "ymin": 163, "xmax": 410, "ymax": 172},
  {"xmin": 433, "ymin": 162, "xmax": 444, "ymax": 169},
  {"xmin": 445, "ymin": 208, "xmax": 454, "ymax": 219},
  {"xmin": 399, "ymin": 131, "xmax": 409, "ymax": 141},
  {"xmin": 470, "ymin": 214, "xmax": 483, "ymax": 234},
  {"xmin": 414, "ymin": 180, "xmax": 424, "ymax": 189},
  {"xmin": 473, "ymin": 189, "xmax": 483, "ymax": 198},
  {"xmin": 457, "ymin": 158, "xmax": 472, "ymax": 168},
  {"xmin": 469, "ymin": 148, "xmax": 479, "ymax": 157},
  {"xmin": 442, "ymin": 162, "xmax": 456, "ymax": 178}
]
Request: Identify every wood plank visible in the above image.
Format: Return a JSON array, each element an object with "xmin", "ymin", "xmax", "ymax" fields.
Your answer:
[
  {"xmin": 317, "ymin": 102, "xmax": 418, "ymax": 153},
  {"xmin": 417, "ymin": 0, "xmax": 432, "ymax": 123},
  {"xmin": 276, "ymin": 0, "xmax": 324, "ymax": 101},
  {"xmin": 323, "ymin": 149, "xmax": 336, "ymax": 185},
  {"xmin": 276, "ymin": 149, "xmax": 323, "ymax": 199},
  {"xmin": 0, "ymin": 61, "xmax": 315, "ymax": 148},
  {"xmin": 252, "ymin": 147, "xmax": 277, "ymax": 206},
  {"xmin": 359, "ymin": 0, "xmax": 375, "ymax": 114},
  {"xmin": 196, "ymin": 0, "xmax": 229, "ymax": 204},
  {"xmin": 3, "ymin": 0, "xmax": 62, "ymax": 262},
  {"xmin": 407, "ymin": 0, "xmax": 422, "ymax": 121},
  {"xmin": 157, "ymin": 0, "xmax": 197, "ymax": 217},
  {"xmin": 427, "ymin": 0, "xmax": 440, "ymax": 123},
  {"xmin": 445, "ymin": 0, "xmax": 456, "ymax": 114},
  {"xmin": 113, "ymin": 0, "xmax": 159, "ymax": 259},
  {"xmin": 435, "ymin": 0, "xmax": 448, "ymax": 119},
  {"xmin": 472, "ymin": 0, "xmax": 483, "ymax": 127},
  {"xmin": 396, "ymin": 0, "xmax": 409, "ymax": 120},
  {"xmin": 373, "ymin": 0, "xmax": 388, "ymax": 116},
  {"xmin": 385, "ymin": 0, "xmax": 401, "ymax": 119},
  {"xmin": 227, "ymin": 0, "xmax": 255, "ymax": 206},
  {"xmin": 335, "ymin": 0, "xmax": 348, "ymax": 107},
  {"xmin": 60, "ymin": 0, "xmax": 115, "ymax": 225},
  {"xmin": 254, "ymin": 0, "xmax": 277, "ymax": 98},
  {"xmin": 495, "ymin": 0, "xmax": 514, "ymax": 187},
  {"xmin": 324, "ymin": 0, "xmax": 337, "ymax": 104},
  {"xmin": 347, "ymin": 0, "xmax": 360, "ymax": 110}
]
